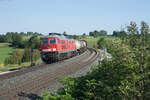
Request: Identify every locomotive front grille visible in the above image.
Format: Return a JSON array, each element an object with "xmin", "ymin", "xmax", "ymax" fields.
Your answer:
[{"xmin": 40, "ymin": 52, "xmax": 58, "ymax": 58}]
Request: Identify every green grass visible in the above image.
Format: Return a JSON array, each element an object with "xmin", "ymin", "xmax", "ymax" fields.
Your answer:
[
  {"xmin": 0, "ymin": 43, "xmax": 14, "ymax": 64},
  {"xmin": 0, "ymin": 60, "xmax": 42, "ymax": 72},
  {"xmin": 79, "ymin": 37, "xmax": 98, "ymax": 48},
  {"xmin": 80, "ymin": 36, "xmax": 112, "ymax": 48},
  {"xmin": 0, "ymin": 42, "xmax": 42, "ymax": 72},
  {"xmin": 0, "ymin": 62, "xmax": 31, "ymax": 72}
]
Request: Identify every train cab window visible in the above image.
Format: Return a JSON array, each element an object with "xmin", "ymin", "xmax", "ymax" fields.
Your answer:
[
  {"xmin": 57, "ymin": 40, "xmax": 59, "ymax": 44},
  {"xmin": 49, "ymin": 39, "xmax": 56, "ymax": 44},
  {"xmin": 42, "ymin": 40, "xmax": 48, "ymax": 44}
]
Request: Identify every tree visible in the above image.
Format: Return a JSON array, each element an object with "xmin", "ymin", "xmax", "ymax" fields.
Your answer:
[
  {"xmin": 27, "ymin": 32, "xmax": 34, "ymax": 36},
  {"xmin": 72, "ymin": 35, "xmax": 80, "ymax": 39},
  {"xmin": 63, "ymin": 31, "xmax": 67, "ymax": 36},
  {"xmin": 34, "ymin": 32, "xmax": 42, "ymax": 36},
  {"xmin": 20, "ymin": 32, "xmax": 26, "ymax": 36},
  {"xmin": 99, "ymin": 30, "xmax": 107, "ymax": 36},
  {"xmin": 113, "ymin": 31, "xmax": 127, "ymax": 37},
  {"xmin": 89, "ymin": 30, "xmax": 99, "ymax": 37},
  {"xmin": 12, "ymin": 49, "xmax": 24, "ymax": 64},
  {"xmin": 5, "ymin": 49, "xmax": 24, "ymax": 65},
  {"xmin": 89, "ymin": 30, "xmax": 107, "ymax": 37},
  {"xmin": 0, "ymin": 35, "xmax": 7, "ymax": 42},
  {"xmin": 22, "ymin": 48, "xmax": 31, "ymax": 62},
  {"xmin": 5, "ymin": 32, "xmax": 14, "ymax": 43},
  {"xmin": 28, "ymin": 35, "xmax": 40, "ymax": 49},
  {"xmin": 141, "ymin": 21, "xmax": 150, "ymax": 35},
  {"xmin": 32, "ymin": 49, "xmax": 40, "ymax": 64},
  {"xmin": 125, "ymin": 21, "xmax": 150, "ymax": 100},
  {"xmin": 82, "ymin": 33, "xmax": 86, "ymax": 38},
  {"xmin": 127, "ymin": 21, "xmax": 139, "ymax": 34},
  {"xmin": 12, "ymin": 34, "xmax": 24, "ymax": 48}
]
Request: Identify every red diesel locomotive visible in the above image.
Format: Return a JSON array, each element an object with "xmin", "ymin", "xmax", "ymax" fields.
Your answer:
[{"xmin": 40, "ymin": 33, "xmax": 87, "ymax": 63}]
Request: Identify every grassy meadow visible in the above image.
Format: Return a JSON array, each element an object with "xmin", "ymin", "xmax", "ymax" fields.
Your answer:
[
  {"xmin": 0, "ymin": 43, "xmax": 14, "ymax": 64},
  {"xmin": 80, "ymin": 36, "xmax": 116, "ymax": 48}
]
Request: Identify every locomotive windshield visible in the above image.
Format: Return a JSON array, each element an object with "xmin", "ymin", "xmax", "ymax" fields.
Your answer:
[
  {"xmin": 49, "ymin": 39, "xmax": 56, "ymax": 44},
  {"xmin": 42, "ymin": 40, "xmax": 48, "ymax": 44}
]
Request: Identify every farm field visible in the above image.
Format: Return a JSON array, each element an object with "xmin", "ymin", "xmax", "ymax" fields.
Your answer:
[
  {"xmin": 0, "ymin": 43, "xmax": 14, "ymax": 64},
  {"xmin": 80, "ymin": 36, "xmax": 116, "ymax": 48}
]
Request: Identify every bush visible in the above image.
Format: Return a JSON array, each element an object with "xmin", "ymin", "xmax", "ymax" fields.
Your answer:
[
  {"xmin": 28, "ymin": 35, "xmax": 41, "ymax": 49},
  {"xmin": 12, "ymin": 49, "xmax": 24, "ymax": 64},
  {"xmin": 32, "ymin": 49, "xmax": 40, "ymax": 64},
  {"xmin": 4, "ymin": 48, "xmax": 40, "ymax": 66},
  {"xmin": 22, "ymin": 48, "xmax": 31, "ymax": 62},
  {"xmin": 11, "ymin": 34, "xmax": 24, "ymax": 48},
  {"xmin": 4, "ymin": 57, "xmax": 10, "ymax": 65},
  {"xmin": 4, "ymin": 49, "xmax": 24, "ymax": 65}
]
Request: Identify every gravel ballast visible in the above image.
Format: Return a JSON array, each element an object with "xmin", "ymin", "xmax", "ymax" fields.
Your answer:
[{"xmin": 0, "ymin": 49, "xmax": 104, "ymax": 100}]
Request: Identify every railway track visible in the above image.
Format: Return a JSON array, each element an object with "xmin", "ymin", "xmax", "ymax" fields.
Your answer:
[{"xmin": 0, "ymin": 48, "xmax": 99, "ymax": 100}]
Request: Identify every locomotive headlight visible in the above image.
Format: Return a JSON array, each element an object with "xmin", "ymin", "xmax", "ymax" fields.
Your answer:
[{"xmin": 53, "ymin": 48, "xmax": 56, "ymax": 51}]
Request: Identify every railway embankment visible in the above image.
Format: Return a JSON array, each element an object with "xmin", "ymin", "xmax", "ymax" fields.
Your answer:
[{"xmin": 0, "ymin": 48, "xmax": 108, "ymax": 100}]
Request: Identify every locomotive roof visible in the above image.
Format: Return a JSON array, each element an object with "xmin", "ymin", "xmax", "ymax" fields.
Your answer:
[{"xmin": 41, "ymin": 34, "xmax": 74, "ymax": 40}]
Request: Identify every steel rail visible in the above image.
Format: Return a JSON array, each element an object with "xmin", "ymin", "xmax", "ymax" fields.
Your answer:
[{"xmin": 0, "ymin": 48, "xmax": 99, "ymax": 100}]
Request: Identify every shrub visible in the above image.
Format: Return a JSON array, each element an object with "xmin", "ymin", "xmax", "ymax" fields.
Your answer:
[
  {"xmin": 4, "ymin": 49, "xmax": 24, "ymax": 65},
  {"xmin": 22, "ymin": 48, "xmax": 31, "ymax": 62},
  {"xmin": 32, "ymin": 49, "xmax": 40, "ymax": 64},
  {"xmin": 12, "ymin": 49, "xmax": 24, "ymax": 64}
]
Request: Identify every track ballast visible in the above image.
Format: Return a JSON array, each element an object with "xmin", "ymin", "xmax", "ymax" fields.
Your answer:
[{"xmin": 0, "ymin": 48, "xmax": 99, "ymax": 100}]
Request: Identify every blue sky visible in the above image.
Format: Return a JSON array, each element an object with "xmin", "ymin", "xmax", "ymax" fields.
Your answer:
[{"xmin": 0, "ymin": 0, "xmax": 150, "ymax": 35}]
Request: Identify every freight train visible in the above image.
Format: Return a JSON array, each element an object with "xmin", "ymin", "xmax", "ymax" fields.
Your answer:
[{"xmin": 40, "ymin": 33, "xmax": 87, "ymax": 63}]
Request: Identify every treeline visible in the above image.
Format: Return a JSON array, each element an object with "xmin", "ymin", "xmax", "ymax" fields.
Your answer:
[
  {"xmin": 62, "ymin": 30, "xmax": 108, "ymax": 39},
  {"xmin": 89, "ymin": 30, "xmax": 107, "ymax": 37},
  {"xmin": 40, "ymin": 21, "xmax": 150, "ymax": 100},
  {"xmin": 112, "ymin": 22, "xmax": 150, "ymax": 37},
  {"xmin": 0, "ymin": 32, "xmax": 42, "ymax": 48},
  {"xmin": 112, "ymin": 30, "xmax": 127, "ymax": 37},
  {"xmin": 0, "ymin": 32, "xmax": 42, "ymax": 43}
]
